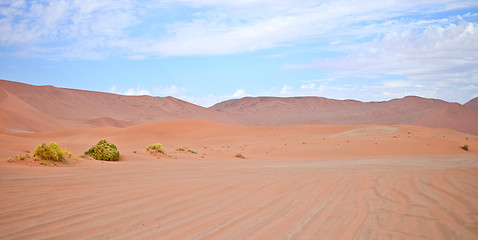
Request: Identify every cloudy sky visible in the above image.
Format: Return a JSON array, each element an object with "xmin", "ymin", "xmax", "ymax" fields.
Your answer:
[{"xmin": 1, "ymin": 0, "xmax": 477, "ymax": 106}]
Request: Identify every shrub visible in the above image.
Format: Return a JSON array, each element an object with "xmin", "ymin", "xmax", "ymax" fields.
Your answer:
[
  {"xmin": 460, "ymin": 145, "xmax": 469, "ymax": 151},
  {"xmin": 85, "ymin": 140, "xmax": 120, "ymax": 161},
  {"xmin": 34, "ymin": 142, "xmax": 68, "ymax": 162},
  {"xmin": 235, "ymin": 153, "xmax": 245, "ymax": 159},
  {"xmin": 188, "ymin": 149, "xmax": 197, "ymax": 154},
  {"xmin": 146, "ymin": 143, "xmax": 165, "ymax": 154},
  {"xmin": 176, "ymin": 148, "xmax": 185, "ymax": 151}
]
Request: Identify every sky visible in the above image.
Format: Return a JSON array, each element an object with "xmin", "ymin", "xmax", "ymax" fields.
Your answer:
[{"xmin": 1, "ymin": 0, "xmax": 478, "ymax": 107}]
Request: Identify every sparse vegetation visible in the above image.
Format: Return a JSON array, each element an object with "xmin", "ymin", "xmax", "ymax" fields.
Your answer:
[
  {"xmin": 85, "ymin": 140, "xmax": 120, "ymax": 161},
  {"xmin": 460, "ymin": 145, "xmax": 469, "ymax": 151},
  {"xmin": 146, "ymin": 143, "xmax": 165, "ymax": 154},
  {"xmin": 176, "ymin": 148, "xmax": 185, "ymax": 151},
  {"xmin": 188, "ymin": 149, "xmax": 197, "ymax": 154},
  {"xmin": 34, "ymin": 142, "xmax": 70, "ymax": 163},
  {"xmin": 235, "ymin": 153, "xmax": 246, "ymax": 159},
  {"xmin": 408, "ymin": 132, "xmax": 412, "ymax": 135}
]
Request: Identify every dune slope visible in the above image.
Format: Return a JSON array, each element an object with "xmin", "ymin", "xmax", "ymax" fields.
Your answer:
[
  {"xmin": 464, "ymin": 96, "xmax": 478, "ymax": 111},
  {"xmin": 412, "ymin": 103, "xmax": 478, "ymax": 136},
  {"xmin": 210, "ymin": 96, "xmax": 478, "ymax": 135},
  {"xmin": 210, "ymin": 96, "xmax": 448, "ymax": 125},
  {"xmin": 0, "ymin": 87, "xmax": 62, "ymax": 132},
  {"xmin": 0, "ymin": 80, "xmax": 240, "ymax": 129}
]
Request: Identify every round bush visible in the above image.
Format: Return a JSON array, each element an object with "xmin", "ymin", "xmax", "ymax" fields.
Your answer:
[
  {"xmin": 34, "ymin": 142, "xmax": 68, "ymax": 162},
  {"xmin": 146, "ymin": 143, "xmax": 165, "ymax": 154},
  {"xmin": 85, "ymin": 140, "xmax": 120, "ymax": 161}
]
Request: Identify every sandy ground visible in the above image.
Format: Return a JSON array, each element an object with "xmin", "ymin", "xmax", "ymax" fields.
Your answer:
[{"xmin": 1, "ymin": 120, "xmax": 478, "ymax": 239}]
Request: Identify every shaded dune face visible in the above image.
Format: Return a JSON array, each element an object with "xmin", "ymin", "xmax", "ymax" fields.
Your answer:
[{"xmin": 464, "ymin": 96, "xmax": 478, "ymax": 111}]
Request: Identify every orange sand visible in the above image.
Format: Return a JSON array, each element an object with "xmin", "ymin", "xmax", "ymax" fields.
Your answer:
[{"xmin": 1, "ymin": 120, "xmax": 478, "ymax": 239}]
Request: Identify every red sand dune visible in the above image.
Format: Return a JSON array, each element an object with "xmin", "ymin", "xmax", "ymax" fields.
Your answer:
[
  {"xmin": 0, "ymin": 80, "xmax": 240, "ymax": 129},
  {"xmin": 412, "ymin": 102, "xmax": 478, "ymax": 136},
  {"xmin": 0, "ymin": 120, "xmax": 477, "ymax": 239},
  {"xmin": 0, "ymin": 87, "xmax": 62, "ymax": 132},
  {"xmin": 464, "ymin": 96, "xmax": 478, "ymax": 111},
  {"xmin": 1, "ymin": 79, "xmax": 478, "ymax": 239},
  {"xmin": 210, "ymin": 96, "xmax": 478, "ymax": 135}
]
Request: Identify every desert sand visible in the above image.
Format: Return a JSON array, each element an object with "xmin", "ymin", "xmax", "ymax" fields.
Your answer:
[{"xmin": 1, "ymin": 119, "xmax": 478, "ymax": 239}]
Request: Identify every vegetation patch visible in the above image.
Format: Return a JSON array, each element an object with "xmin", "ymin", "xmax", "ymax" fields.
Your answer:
[
  {"xmin": 34, "ymin": 142, "xmax": 71, "ymax": 163},
  {"xmin": 85, "ymin": 140, "xmax": 120, "ymax": 161},
  {"xmin": 460, "ymin": 145, "xmax": 469, "ymax": 151},
  {"xmin": 188, "ymin": 149, "xmax": 197, "ymax": 154},
  {"xmin": 147, "ymin": 143, "xmax": 165, "ymax": 154},
  {"xmin": 176, "ymin": 148, "xmax": 185, "ymax": 151}
]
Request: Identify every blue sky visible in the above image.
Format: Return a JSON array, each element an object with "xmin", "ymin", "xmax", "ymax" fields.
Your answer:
[{"xmin": 1, "ymin": 0, "xmax": 478, "ymax": 107}]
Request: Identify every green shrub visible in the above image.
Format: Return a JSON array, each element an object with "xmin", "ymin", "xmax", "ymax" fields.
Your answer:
[
  {"xmin": 146, "ymin": 143, "xmax": 165, "ymax": 154},
  {"xmin": 188, "ymin": 149, "xmax": 197, "ymax": 154},
  {"xmin": 176, "ymin": 148, "xmax": 185, "ymax": 151},
  {"xmin": 85, "ymin": 140, "xmax": 120, "ymax": 161},
  {"xmin": 235, "ymin": 153, "xmax": 245, "ymax": 159},
  {"xmin": 34, "ymin": 142, "xmax": 68, "ymax": 162},
  {"xmin": 460, "ymin": 145, "xmax": 469, "ymax": 151}
]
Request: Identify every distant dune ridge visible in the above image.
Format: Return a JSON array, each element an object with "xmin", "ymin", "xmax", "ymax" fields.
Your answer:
[
  {"xmin": 0, "ymin": 80, "xmax": 240, "ymax": 130},
  {"xmin": 0, "ymin": 79, "xmax": 477, "ymax": 135},
  {"xmin": 211, "ymin": 96, "xmax": 478, "ymax": 135}
]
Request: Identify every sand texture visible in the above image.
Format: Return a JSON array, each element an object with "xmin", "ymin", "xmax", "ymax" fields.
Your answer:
[{"xmin": 1, "ymin": 120, "xmax": 478, "ymax": 239}]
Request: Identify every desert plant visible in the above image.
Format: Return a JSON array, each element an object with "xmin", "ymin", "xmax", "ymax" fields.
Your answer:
[
  {"xmin": 85, "ymin": 140, "xmax": 120, "ymax": 161},
  {"xmin": 188, "ymin": 149, "xmax": 197, "ymax": 154},
  {"xmin": 34, "ymin": 142, "xmax": 68, "ymax": 162},
  {"xmin": 460, "ymin": 145, "xmax": 469, "ymax": 151},
  {"xmin": 235, "ymin": 153, "xmax": 245, "ymax": 159},
  {"xmin": 147, "ymin": 143, "xmax": 165, "ymax": 154},
  {"xmin": 176, "ymin": 148, "xmax": 185, "ymax": 151}
]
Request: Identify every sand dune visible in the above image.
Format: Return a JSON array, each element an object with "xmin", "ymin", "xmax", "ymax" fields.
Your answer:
[
  {"xmin": 412, "ymin": 103, "xmax": 478, "ymax": 136},
  {"xmin": 210, "ymin": 96, "xmax": 448, "ymax": 126},
  {"xmin": 210, "ymin": 96, "xmax": 478, "ymax": 135},
  {"xmin": 464, "ymin": 96, "xmax": 478, "ymax": 111},
  {"xmin": 1, "ymin": 79, "xmax": 477, "ymax": 136},
  {"xmin": 0, "ymin": 80, "xmax": 240, "ymax": 129},
  {"xmin": 0, "ymin": 87, "xmax": 62, "ymax": 132},
  {"xmin": 1, "ymin": 79, "xmax": 478, "ymax": 239},
  {"xmin": 1, "ymin": 120, "xmax": 477, "ymax": 239}
]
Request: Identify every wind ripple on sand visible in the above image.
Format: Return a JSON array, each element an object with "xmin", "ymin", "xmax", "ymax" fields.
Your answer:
[{"xmin": 1, "ymin": 156, "xmax": 478, "ymax": 239}]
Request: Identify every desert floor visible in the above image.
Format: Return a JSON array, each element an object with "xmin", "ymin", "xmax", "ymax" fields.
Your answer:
[{"xmin": 1, "ymin": 120, "xmax": 477, "ymax": 239}]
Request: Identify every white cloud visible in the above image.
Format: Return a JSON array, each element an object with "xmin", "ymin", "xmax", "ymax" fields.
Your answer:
[
  {"xmin": 233, "ymin": 89, "xmax": 247, "ymax": 97},
  {"xmin": 286, "ymin": 20, "xmax": 478, "ymax": 103},
  {"xmin": 1, "ymin": 0, "xmax": 478, "ymax": 58},
  {"xmin": 300, "ymin": 83, "xmax": 315, "ymax": 89},
  {"xmin": 153, "ymin": 85, "xmax": 189, "ymax": 96},
  {"xmin": 109, "ymin": 85, "xmax": 118, "ymax": 93},
  {"xmin": 280, "ymin": 85, "xmax": 292, "ymax": 94},
  {"xmin": 180, "ymin": 88, "xmax": 251, "ymax": 107},
  {"xmin": 124, "ymin": 87, "xmax": 150, "ymax": 96}
]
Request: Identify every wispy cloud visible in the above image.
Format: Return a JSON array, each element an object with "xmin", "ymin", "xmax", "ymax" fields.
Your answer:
[
  {"xmin": 1, "ymin": 0, "xmax": 477, "ymax": 58},
  {"xmin": 286, "ymin": 20, "xmax": 478, "ymax": 102}
]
